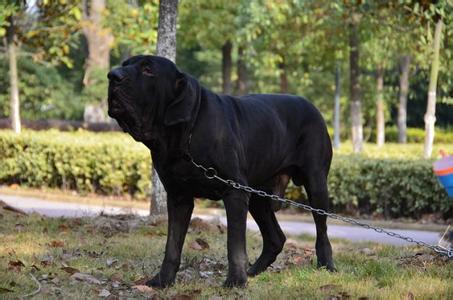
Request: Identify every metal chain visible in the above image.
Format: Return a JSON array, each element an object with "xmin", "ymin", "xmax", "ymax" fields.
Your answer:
[{"xmin": 190, "ymin": 158, "xmax": 453, "ymax": 258}]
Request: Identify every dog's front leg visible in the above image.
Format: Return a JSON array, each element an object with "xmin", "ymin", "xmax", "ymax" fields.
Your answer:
[
  {"xmin": 223, "ymin": 189, "xmax": 250, "ymax": 287},
  {"xmin": 146, "ymin": 193, "xmax": 194, "ymax": 288}
]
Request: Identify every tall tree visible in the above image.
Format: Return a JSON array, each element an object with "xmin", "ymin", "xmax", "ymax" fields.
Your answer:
[
  {"xmin": 81, "ymin": 0, "xmax": 113, "ymax": 122},
  {"xmin": 397, "ymin": 55, "xmax": 411, "ymax": 143},
  {"xmin": 6, "ymin": 12, "xmax": 20, "ymax": 133},
  {"xmin": 222, "ymin": 40, "xmax": 233, "ymax": 94},
  {"xmin": 236, "ymin": 45, "xmax": 249, "ymax": 95},
  {"xmin": 333, "ymin": 63, "xmax": 341, "ymax": 149},
  {"xmin": 151, "ymin": 0, "xmax": 179, "ymax": 216},
  {"xmin": 424, "ymin": 19, "xmax": 443, "ymax": 158},
  {"xmin": 349, "ymin": 12, "xmax": 363, "ymax": 153},
  {"xmin": 375, "ymin": 64, "xmax": 385, "ymax": 146},
  {"xmin": 82, "ymin": 0, "xmax": 113, "ymax": 86}
]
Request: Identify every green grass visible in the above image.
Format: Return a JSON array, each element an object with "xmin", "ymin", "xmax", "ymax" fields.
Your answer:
[{"xmin": 1, "ymin": 210, "xmax": 452, "ymax": 299}]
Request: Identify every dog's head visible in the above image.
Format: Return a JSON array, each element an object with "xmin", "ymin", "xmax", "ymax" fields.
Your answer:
[{"xmin": 107, "ymin": 55, "xmax": 198, "ymax": 142}]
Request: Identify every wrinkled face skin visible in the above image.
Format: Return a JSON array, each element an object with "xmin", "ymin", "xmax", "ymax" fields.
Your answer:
[{"xmin": 107, "ymin": 55, "xmax": 180, "ymax": 142}]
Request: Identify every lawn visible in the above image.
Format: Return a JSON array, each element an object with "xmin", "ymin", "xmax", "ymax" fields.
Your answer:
[{"xmin": 1, "ymin": 209, "xmax": 452, "ymax": 299}]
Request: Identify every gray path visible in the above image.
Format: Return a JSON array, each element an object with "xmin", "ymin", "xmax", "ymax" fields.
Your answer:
[{"xmin": 0, "ymin": 194, "xmax": 444, "ymax": 246}]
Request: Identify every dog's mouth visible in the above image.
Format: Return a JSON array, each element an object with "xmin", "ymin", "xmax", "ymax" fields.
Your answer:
[{"xmin": 108, "ymin": 86, "xmax": 131, "ymax": 117}]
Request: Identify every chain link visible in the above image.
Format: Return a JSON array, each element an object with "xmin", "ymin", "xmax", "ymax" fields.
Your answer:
[{"xmin": 189, "ymin": 158, "xmax": 452, "ymax": 258}]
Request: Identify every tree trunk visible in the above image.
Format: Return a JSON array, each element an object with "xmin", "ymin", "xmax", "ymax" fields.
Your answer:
[
  {"xmin": 279, "ymin": 60, "xmax": 288, "ymax": 94},
  {"xmin": 236, "ymin": 46, "xmax": 248, "ymax": 95},
  {"xmin": 333, "ymin": 63, "xmax": 341, "ymax": 149},
  {"xmin": 222, "ymin": 40, "xmax": 232, "ymax": 94},
  {"xmin": 6, "ymin": 15, "xmax": 21, "ymax": 134},
  {"xmin": 397, "ymin": 55, "xmax": 410, "ymax": 144},
  {"xmin": 349, "ymin": 19, "xmax": 362, "ymax": 153},
  {"xmin": 376, "ymin": 64, "xmax": 384, "ymax": 147},
  {"xmin": 424, "ymin": 20, "xmax": 443, "ymax": 158},
  {"xmin": 82, "ymin": 0, "xmax": 113, "ymax": 86},
  {"xmin": 151, "ymin": 0, "xmax": 179, "ymax": 216}
]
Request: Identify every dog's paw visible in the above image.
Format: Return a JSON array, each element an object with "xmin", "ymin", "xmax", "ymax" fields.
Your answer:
[
  {"xmin": 145, "ymin": 273, "xmax": 174, "ymax": 289},
  {"xmin": 317, "ymin": 261, "xmax": 337, "ymax": 272},
  {"xmin": 223, "ymin": 275, "xmax": 247, "ymax": 288}
]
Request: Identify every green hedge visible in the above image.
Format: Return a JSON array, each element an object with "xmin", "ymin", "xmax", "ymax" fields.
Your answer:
[
  {"xmin": 285, "ymin": 156, "xmax": 453, "ymax": 219},
  {"xmin": 0, "ymin": 130, "xmax": 452, "ymax": 218},
  {"xmin": 0, "ymin": 130, "xmax": 150, "ymax": 198},
  {"xmin": 327, "ymin": 126, "xmax": 453, "ymax": 144},
  {"xmin": 328, "ymin": 156, "xmax": 452, "ymax": 218}
]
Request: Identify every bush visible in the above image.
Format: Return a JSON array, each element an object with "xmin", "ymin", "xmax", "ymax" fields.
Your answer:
[
  {"xmin": 328, "ymin": 126, "xmax": 453, "ymax": 144},
  {"xmin": 327, "ymin": 156, "xmax": 453, "ymax": 219},
  {"xmin": 0, "ymin": 130, "xmax": 150, "ymax": 198},
  {"xmin": 0, "ymin": 130, "xmax": 452, "ymax": 219}
]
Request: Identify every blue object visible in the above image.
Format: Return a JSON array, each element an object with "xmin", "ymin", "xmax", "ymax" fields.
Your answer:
[{"xmin": 438, "ymin": 173, "xmax": 453, "ymax": 197}]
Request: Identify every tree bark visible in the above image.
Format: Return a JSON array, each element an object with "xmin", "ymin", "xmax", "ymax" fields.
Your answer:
[
  {"xmin": 424, "ymin": 20, "xmax": 443, "ymax": 158},
  {"xmin": 151, "ymin": 0, "xmax": 179, "ymax": 216},
  {"xmin": 222, "ymin": 40, "xmax": 232, "ymax": 94},
  {"xmin": 82, "ymin": 0, "xmax": 113, "ymax": 86},
  {"xmin": 397, "ymin": 55, "xmax": 410, "ymax": 144},
  {"xmin": 376, "ymin": 64, "xmax": 384, "ymax": 147},
  {"xmin": 349, "ymin": 19, "xmax": 362, "ymax": 153},
  {"xmin": 236, "ymin": 46, "xmax": 248, "ymax": 95},
  {"xmin": 333, "ymin": 63, "xmax": 341, "ymax": 149},
  {"xmin": 279, "ymin": 60, "xmax": 288, "ymax": 94},
  {"xmin": 6, "ymin": 15, "xmax": 21, "ymax": 134}
]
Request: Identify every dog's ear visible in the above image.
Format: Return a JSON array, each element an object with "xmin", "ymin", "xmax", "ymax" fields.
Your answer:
[{"xmin": 164, "ymin": 72, "xmax": 198, "ymax": 126}]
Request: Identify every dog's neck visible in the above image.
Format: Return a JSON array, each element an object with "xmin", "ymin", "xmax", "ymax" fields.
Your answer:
[{"xmin": 144, "ymin": 84, "xmax": 203, "ymax": 162}]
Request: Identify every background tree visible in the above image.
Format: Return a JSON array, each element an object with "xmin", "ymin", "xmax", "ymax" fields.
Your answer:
[
  {"xmin": 150, "ymin": 0, "xmax": 179, "ymax": 216},
  {"xmin": 424, "ymin": 19, "xmax": 443, "ymax": 158},
  {"xmin": 4, "ymin": 2, "xmax": 21, "ymax": 133}
]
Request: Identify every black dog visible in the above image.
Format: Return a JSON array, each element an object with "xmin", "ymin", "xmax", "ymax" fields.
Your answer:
[{"xmin": 107, "ymin": 55, "xmax": 335, "ymax": 288}]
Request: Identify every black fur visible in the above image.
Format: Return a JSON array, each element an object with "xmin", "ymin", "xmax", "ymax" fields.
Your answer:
[{"xmin": 107, "ymin": 55, "xmax": 335, "ymax": 288}]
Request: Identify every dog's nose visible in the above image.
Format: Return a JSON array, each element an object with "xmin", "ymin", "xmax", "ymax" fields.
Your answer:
[{"xmin": 108, "ymin": 68, "xmax": 125, "ymax": 83}]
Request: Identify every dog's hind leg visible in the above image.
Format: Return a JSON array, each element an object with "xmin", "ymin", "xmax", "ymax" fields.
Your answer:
[
  {"xmin": 247, "ymin": 175, "xmax": 288, "ymax": 276},
  {"xmin": 302, "ymin": 167, "xmax": 336, "ymax": 271}
]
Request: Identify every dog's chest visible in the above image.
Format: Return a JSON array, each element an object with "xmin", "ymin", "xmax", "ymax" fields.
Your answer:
[{"xmin": 161, "ymin": 159, "xmax": 225, "ymax": 200}]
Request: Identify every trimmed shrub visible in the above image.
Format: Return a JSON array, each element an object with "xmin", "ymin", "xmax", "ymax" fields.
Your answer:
[
  {"xmin": 328, "ymin": 156, "xmax": 452, "ymax": 219},
  {"xmin": 0, "ymin": 130, "xmax": 150, "ymax": 198},
  {"xmin": 328, "ymin": 126, "xmax": 453, "ymax": 144}
]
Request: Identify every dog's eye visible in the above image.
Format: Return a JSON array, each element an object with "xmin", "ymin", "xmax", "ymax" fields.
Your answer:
[{"xmin": 142, "ymin": 66, "xmax": 154, "ymax": 77}]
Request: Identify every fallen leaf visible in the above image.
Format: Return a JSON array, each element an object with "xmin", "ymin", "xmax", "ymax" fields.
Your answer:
[
  {"xmin": 30, "ymin": 264, "xmax": 40, "ymax": 272},
  {"xmin": 106, "ymin": 258, "xmax": 118, "ymax": 267},
  {"xmin": 48, "ymin": 240, "xmax": 65, "ymax": 248},
  {"xmin": 61, "ymin": 266, "xmax": 80, "ymax": 275},
  {"xmin": 110, "ymin": 273, "xmax": 123, "ymax": 282},
  {"xmin": 195, "ymin": 238, "xmax": 210, "ymax": 250},
  {"xmin": 133, "ymin": 277, "xmax": 150, "ymax": 285},
  {"xmin": 58, "ymin": 224, "xmax": 70, "ymax": 232},
  {"xmin": 70, "ymin": 272, "xmax": 101, "ymax": 285},
  {"xmin": 98, "ymin": 289, "xmax": 111, "ymax": 298},
  {"xmin": 189, "ymin": 241, "xmax": 203, "ymax": 250},
  {"xmin": 41, "ymin": 255, "xmax": 54, "ymax": 267},
  {"xmin": 133, "ymin": 285, "xmax": 157, "ymax": 296},
  {"xmin": 8, "ymin": 260, "xmax": 25, "ymax": 272},
  {"xmin": 0, "ymin": 287, "xmax": 14, "ymax": 293},
  {"xmin": 405, "ymin": 292, "xmax": 415, "ymax": 300}
]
